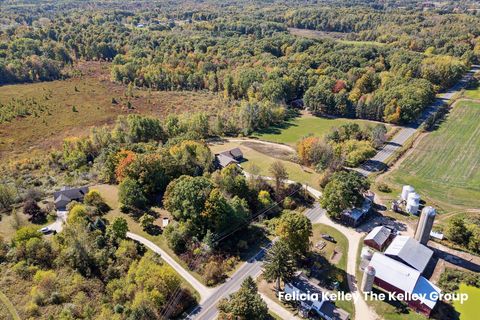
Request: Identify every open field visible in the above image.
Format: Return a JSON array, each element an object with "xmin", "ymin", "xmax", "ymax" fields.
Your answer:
[
  {"xmin": 453, "ymin": 284, "xmax": 479, "ymax": 320},
  {"xmin": 209, "ymin": 140, "xmax": 323, "ymax": 187},
  {"xmin": 0, "ymin": 61, "xmax": 221, "ymax": 161},
  {"xmin": 0, "ymin": 207, "xmax": 53, "ymax": 241},
  {"xmin": 382, "ymin": 100, "xmax": 480, "ymax": 210},
  {"xmin": 463, "ymin": 86, "xmax": 480, "ymax": 100},
  {"xmin": 253, "ymin": 114, "xmax": 385, "ymax": 146}
]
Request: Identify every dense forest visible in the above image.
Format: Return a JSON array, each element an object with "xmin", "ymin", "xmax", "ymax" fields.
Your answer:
[{"xmin": 1, "ymin": 0, "xmax": 477, "ymax": 126}]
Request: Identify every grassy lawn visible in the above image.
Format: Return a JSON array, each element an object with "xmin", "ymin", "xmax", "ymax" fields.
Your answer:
[
  {"xmin": 253, "ymin": 114, "xmax": 384, "ymax": 146},
  {"xmin": 0, "ymin": 208, "xmax": 53, "ymax": 241},
  {"xmin": 383, "ymin": 100, "xmax": 480, "ymax": 211},
  {"xmin": 309, "ymin": 223, "xmax": 354, "ymax": 316},
  {"xmin": 209, "ymin": 141, "xmax": 323, "ymax": 187},
  {"xmin": 0, "ymin": 61, "xmax": 221, "ymax": 161},
  {"xmin": 453, "ymin": 284, "xmax": 479, "ymax": 320}
]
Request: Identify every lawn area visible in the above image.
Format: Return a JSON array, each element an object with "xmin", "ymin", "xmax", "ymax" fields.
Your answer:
[
  {"xmin": 209, "ymin": 141, "xmax": 323, "ymax": 187},
  {"xmin": 0, "ymin": 208, "xmax": 53, "ymax": 241},
  {"xmin": 253, "ymin": 114, "xmax": 384, "ymax": 146},
  {"xmin": 0, "ymin": 61, "xmax": 221, "ymax": 161},
  {"xmin": 309, "ymin": 223, "xmax": 354, "ymax": 316},
  {"xmin": 453, "ymin": 284, "xmax": 480, "ymax": 320},
  {"xmin": 383, "ymin": 100, "xmax": 480, "ymax": 210}
]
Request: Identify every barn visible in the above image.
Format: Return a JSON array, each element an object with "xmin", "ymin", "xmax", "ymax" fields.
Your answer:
[
  {"xmin": 384, "ymin": 236, "xmax": 433, "ymax": 274},
  {"xmin": 369, "ymin": 253, "xmax": 440, "ymax": 317},
  {"xmin": 364, "ymin": 226, "xmax": 393, "ymax": 251}
]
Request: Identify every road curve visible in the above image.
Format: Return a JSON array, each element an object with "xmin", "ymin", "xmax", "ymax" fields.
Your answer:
[{"xmin": 126, "ymin": 232, "xmax": 215, "ymax": 302}]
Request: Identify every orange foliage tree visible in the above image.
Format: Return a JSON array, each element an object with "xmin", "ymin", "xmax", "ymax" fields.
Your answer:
[{"xmin": 115, "ymin": 150, "xmax": 136, "ymax": 182}]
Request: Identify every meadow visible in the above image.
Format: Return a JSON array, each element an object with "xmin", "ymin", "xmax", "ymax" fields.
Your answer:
[
  {"xmin": 253, "ymin": 114, "xmax": 384, "ymax": 146},
  {"xmin": 383, "ymin": 100, "xmax": 480, "ymax": 210},
  {"xmin": 0, "ymin": 62, "xmax": 221, "ymax": 161}
]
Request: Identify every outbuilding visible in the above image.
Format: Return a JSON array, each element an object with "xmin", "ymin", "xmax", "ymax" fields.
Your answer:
[{"xmin": 364, "ymin": 226, "xmax": 394, "ymax": 251}]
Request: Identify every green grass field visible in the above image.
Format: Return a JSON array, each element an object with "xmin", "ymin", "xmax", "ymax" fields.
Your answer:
[
  {"xmin": 453, "ymin": 284, "xmax": 479, "ymax": 320},
  {"xmin": 464, "ymin": 86, "xmax": 480, "ymax": 100},
  {"xmin": 385, "ymin": 100, "xmax": 480, "ymax": 210},
  {"xmin": 253, "ymin": 114, "xmax": 380, "ymax": 146}
]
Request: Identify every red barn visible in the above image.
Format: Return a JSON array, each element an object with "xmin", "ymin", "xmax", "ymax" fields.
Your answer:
[
  {"xmin": 369, "ymin": 253, "xmax": 440, "ymax": 317},
  {"xmin": 364, "ymin": 226, "xmax": 393, "ymax": 251}
]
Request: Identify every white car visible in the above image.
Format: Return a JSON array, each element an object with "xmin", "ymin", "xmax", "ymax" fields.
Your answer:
[{"xmin": 39, "ymin": 227, "xmax": 53, "ymax": 235}]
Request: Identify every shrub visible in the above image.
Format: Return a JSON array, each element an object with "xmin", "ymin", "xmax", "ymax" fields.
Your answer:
[{"xmin": 377, "ymin": 182, "xmax": 392, "ymax": 193}]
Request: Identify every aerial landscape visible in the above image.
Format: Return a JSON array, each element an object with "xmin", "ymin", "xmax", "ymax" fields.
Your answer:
[{"xmin": 0, "ymin": 0, "xmax": 479, "ymax": 319}]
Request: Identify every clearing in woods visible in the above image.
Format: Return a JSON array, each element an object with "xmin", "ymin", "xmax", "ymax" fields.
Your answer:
[
  {"xmin": 383, "ymin": 100, "xmax": 480, "ymax": 210},
  {"xmin": 0, "ymin": 61, "xmax": 221, "ymax": 161}
]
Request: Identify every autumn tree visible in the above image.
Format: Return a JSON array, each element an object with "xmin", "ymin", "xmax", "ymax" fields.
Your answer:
[
  {"xmin": 269, "ymin": 161, "xmax": 288, "ymax": 201},
  {"xmin": 23, "ymin": 199, "xmax": 46, "ymax": 223},
  {"xmin": 275, "ymin": 211, "xmax": 312, "ymax": 261}
]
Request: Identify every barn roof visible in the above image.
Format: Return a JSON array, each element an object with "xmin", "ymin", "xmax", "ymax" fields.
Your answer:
[
  {"xmin": 365, "ymin": 226, "xmax": 391, "ymax": 246},
  {"xmin": 369, "ymin": 252, "xmax": 420, "ymax": 293},
  {"xmin": 384, "ymin": 236, "xmax": 433, "ymax": 273}
]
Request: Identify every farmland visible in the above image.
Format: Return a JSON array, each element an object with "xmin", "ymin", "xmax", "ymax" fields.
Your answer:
[
  {"xmin": 383, "ymin": 100, "xmax": 480, "ymax": 210},
  {"xmin": 0, "ymin": 62, "xmax": 221, "ymax": 161},
  {"xmin": 253, "ymin": 114, "xmax": 383, "ymax": 146}
]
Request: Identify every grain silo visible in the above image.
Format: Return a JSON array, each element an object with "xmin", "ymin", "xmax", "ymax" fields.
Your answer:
[
  {"xmin": 401, "ymin": 185, "xmax": 415, "ymax": 201},
  {"xmin": 361, "ymin": 265, "xmax": 376, "ymax": 293},
  {"xmin": 415, "ymin": 206, "xmax": 436, "ymax": 245},
  {"xmin": 359, "ymin": 247, "xmax": 373, "ymax": 271},
  {"xmin": 406, "ymin": 192, "xmax": 421, "ymax": 215}
]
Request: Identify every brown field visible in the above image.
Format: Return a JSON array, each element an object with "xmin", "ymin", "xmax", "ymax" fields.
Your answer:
[{"xmin": 0, "ymin": 61, "xmax": 222, "ymax": 161}]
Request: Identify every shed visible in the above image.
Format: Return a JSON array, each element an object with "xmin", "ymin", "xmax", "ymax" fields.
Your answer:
[{"xmin": 364, "ymin": 226, "xmax": 393, "ymax": 251}]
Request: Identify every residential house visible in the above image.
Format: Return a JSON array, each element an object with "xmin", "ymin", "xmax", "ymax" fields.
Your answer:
[{"xmin": 53, "ymin": 186, "xmax": 89, "ymax": 210}]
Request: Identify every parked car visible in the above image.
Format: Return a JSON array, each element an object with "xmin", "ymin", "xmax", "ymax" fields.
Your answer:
[
  {"xmin": 321, "ymin": 233, "xmax": 336, "ymax": 243},
  {"xmin": 39, "ymin": 227, "xmax": 53, "ymax": 235}
]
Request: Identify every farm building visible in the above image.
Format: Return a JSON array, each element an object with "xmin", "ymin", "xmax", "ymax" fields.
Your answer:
[
  {"xmin": 340, "ymin": 196, "xmax": 372, "ymax": 227},
  {"xmin": 368, "ymin": 253, "xmax": 441, "ymax": 317},
  {"xmin": 54, "ymin": 186, "xmax": 89, "ymax": 210},
  {"xmin": 364, "ymin": 226, "xmax": 394, "ymax": 251},
  {"xmin": 215, "ymin": 147, "xmax": 244, "ymax": 168},
  {"xmin": 284, "ymin": 274, "xmax": 349, "ymax": 320},
  {"xmin": 384, "ymin": 236, "xmax": 433, "ymax": 274}
]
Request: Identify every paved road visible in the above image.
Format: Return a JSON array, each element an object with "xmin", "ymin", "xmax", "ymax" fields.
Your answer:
[
  {"xmin": 188, "ymin": 243, "xmax": 271, "ymax": 319},
  {"xmin": 126, "ymin": 232, "xmax": 215, "ymax": 302},
  {"xmin": 358, "ymin": 66, "xmax": 479, "ymax": 176}
]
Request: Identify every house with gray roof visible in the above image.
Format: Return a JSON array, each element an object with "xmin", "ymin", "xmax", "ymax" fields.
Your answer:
[
  {"xmin": 384, "ymin": 236, "xmax": 433, "ymax": 274},
  {"xmin": 54, "ymin": 186, "xmax": 89, "ymax": 210},
  {"xmin": 215, "ymin": 147, "xmax": 244, "ymax": 168}
]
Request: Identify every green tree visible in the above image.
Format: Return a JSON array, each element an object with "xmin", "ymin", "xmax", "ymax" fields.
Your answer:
[
  {"xmin": 269, "ymin": 161, "xmax": 288, "ymax": 202},
  {"xmin": 262, "ymin": 240, "xmax": 296, "ymax": 291},
  {"xmin": 67, "ymin": 204, "xmax": 88, "ymax": 225},
  {"xmin": 218, "ymin": 276, "xmax": 268, "ymax": 320},
  {"xmin": 0, "ymin": 184, "xmax": 16, "ymax": 211},
  {"xmin": 107, "ymin": 217, "xmax": 129, "ymax": 241},
  {"xmin": 83, "ymin": 189, "xmax": 110, "ymax": 213},
  {"xmin": 275, "ymin": 212, "xmax": 312, "ymax": 260},
  {"xmin": 139, "ymin": 214, "xmax": 155, "ymax": 231},
  {"xmin": 119, "ymin": 178, "xmax": 148, "ymax": 211},
  {"xmin": 445, "ymin": 217, "xmax": 470, "ymax": 246},
  {"xmin": 320, "ymin": 171, "xmax": 370, "ymax": 218}
]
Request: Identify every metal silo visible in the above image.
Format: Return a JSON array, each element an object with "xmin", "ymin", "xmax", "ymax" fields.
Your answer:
[{"xmin": 415, "ymin": 206, "xmax": 436, "ymax": 245}]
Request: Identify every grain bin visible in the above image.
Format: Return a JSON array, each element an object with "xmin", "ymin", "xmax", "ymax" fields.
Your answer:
[
  {"xmin": 415, "ymin": 206, "xmax": 436, "ymax": 245},
  {"xmin": 361, "ymin": 265, "xmax": 376, "ymax": 293},
  {"xmin": 359, "ymin": 247, "xmax": 374, "ymax": 271},
  {"xmin": 401, "ymin": 185, "xmax": 415, "ymax": 201},
  {"xmin": 406, "ymin": 192, "xmax": 421, "ymax": 215}
]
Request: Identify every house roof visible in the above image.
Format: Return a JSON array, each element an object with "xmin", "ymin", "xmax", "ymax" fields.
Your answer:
[
  {"xmin": 54, "ymin": 186, "xmax": 89, "ymax": 204},
  {"xmin": 342, "ymin": 197, "xmax": 372, "ymax": 221},
  {"xmin": 369, "ymin": 252, "xmax": 420, "ymax": 294},
  {"xmin": 220, "ymin": 147, "xmax": 243, "ymax": 159},
  {"xmin": 384, "ymin": 236, "xmax": 433, "ymax": 272},
  {"xmin": 216, "ymin": 154, "xmax": 238, "ymax": 168},
  {"xmin": 365, "ymin": 226, "xmax": 391, "ymax": 246}
]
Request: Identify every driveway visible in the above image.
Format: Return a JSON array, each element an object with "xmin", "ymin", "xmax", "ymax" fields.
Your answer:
[{"xmin": 46, "ymin": 210, "xmax": 67, "ymax": 233}]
